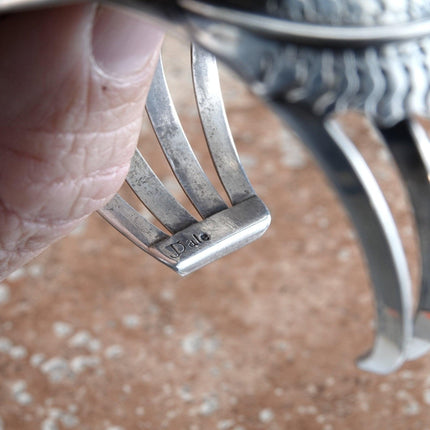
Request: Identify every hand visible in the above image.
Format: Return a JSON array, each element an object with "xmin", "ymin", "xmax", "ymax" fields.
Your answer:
[{"xmin": 0, "ymin": 3, "xmax": 163, "ymax": 280}]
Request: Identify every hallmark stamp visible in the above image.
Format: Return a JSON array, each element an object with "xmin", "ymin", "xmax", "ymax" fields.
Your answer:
[{"xmin": 165, "ymin": 233, "xmax": 211, "ymax": 258}]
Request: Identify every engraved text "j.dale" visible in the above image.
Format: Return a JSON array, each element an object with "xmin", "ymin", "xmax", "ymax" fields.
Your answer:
[{"xmin": 165, "ymin": 233, "xmax": 211, "ymax": 258}]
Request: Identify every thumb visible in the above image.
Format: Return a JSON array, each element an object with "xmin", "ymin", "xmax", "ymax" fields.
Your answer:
[{"xmin": 0, "ymin": 4, "xmax": 163, "ymax": 280}]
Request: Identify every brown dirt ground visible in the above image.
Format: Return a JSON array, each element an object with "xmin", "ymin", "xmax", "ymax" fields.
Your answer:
[{"xmin": 0, "ymin": 37, "xmax": 429, "ymax": 430}]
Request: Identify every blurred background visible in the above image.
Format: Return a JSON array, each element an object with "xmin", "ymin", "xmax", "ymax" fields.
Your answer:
[{"xmin": 0, "ymin": 36, "xmax": 429, "ymax": 430}]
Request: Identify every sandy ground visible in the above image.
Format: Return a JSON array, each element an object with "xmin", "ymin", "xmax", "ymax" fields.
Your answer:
[{"xmin": 1, "ymin": 37, "xmax": 430, "ymax": 430}]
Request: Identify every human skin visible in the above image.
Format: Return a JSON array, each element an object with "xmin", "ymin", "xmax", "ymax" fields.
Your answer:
[{"xmin": 0, "ymin": 3, "xmax": 163, "ymax": 281}]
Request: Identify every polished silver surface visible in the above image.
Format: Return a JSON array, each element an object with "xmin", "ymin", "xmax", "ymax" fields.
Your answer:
[
  {"xmin": 99, "ymin": 45, "xmax": 270, "ymax": 275},
  {"xmin": 270, "ymin": 103, "xmax": 413, "ymax": 374},
  {"xmin": 192, "ymin": 44, "xmax": 255, "ymax": 205},
  {"xmin": 126, "ymin": 150, "xmax": 196, "ymax": 233},
  {"xmin": 377, "ymin": 120, "xmax": 430, "ymax": 361},
  {"xmin": 146, "ymin": 58, "xmax": 228, "ymax": 218}
]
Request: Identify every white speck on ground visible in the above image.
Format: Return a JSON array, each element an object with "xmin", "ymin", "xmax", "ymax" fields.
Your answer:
[
  {"xmin": 259, "ymin": 408, "xmax": 274, "ymax": 423},
  {"xmin": 11, "ymin": 381, "xmax": 32, "ymax": 405},
  {"xmin": 106, "ymin": 426, "xmax": 124, "ymax": 430},
  {"xmin": 104, "ymin": 345, "xmax": 124, "ymax": 359},
  {"xmin": 53, "ymin": 322, "xmax": 73, "ymax": 339},
  {"xmin": 316, "ymin": 415, "xmax": 326, "ymax": 423},
  {"xmin": 122, "ymin": 384, "xmax": 132, "ymax": 394},
  {"xmin": 379, "ymin": 383, "xmax": 391, "ymax": 392},
  {"xmin": 41, "ymin": 418, "xmax": 58, "ymax": 430},
  {"xmin": 203, "ymin": 337, "xmax": 220, "ymax": 355},
  {"xmin": 60, "ymin": 412, "xmax": 80, "ymax": 428},
  {"xmin": 423, "ymin": 388, "xmax": 430, "ymax": 405},
  {"xmin": 160, "ymin": 289, "xmax": 175, "ymax": 301},
  {"xmin": 400, "ymin": 370, "xmax": 415, "ymax": 379},
  {"xmin": 68, "ymin": 331, "xmax": 92, "ymax": 348},
  {"xmin": 306, "ymin": 384, "xmax": 318, "ymax": 395},
  {"xmin": 0, "ymin": 416, "xmax": 3, "ymax": 430},
  {"xmin": 41, "ymin": 357, "xmax": 72, "ymax": 383},
  {"xmin": 217, "ymin": 419, "xmax": 235, "ymax": 429},
  {"xmin": 325, "ymin": 377, "xmax": 336, "ymax": 387},
  {"xmin": 182, "ymin": 333, "xmax": 203, "ymax": 355},
  {"xmin": 164, "ymin": 325, "xmax": 174, "ymax": 336},
  {"xmin": 16, "ymin": 391, "xmax": 33, "ymax": 405},
  {"xmin": 70, "ymin": 356, "xmax": 100, "ymax": 374},
  {"xmin": 11, "ymin": 380, "xmax": 27, "ymax": 394},
  {"xmin": 0, "ymin": 337, "xmax": 12, "ymax": 353},
  {"xmin": 9, "ymin": 345, "xmax": 27, "ymax": 359},
  {"xmin": 30, "ymin": 353, "xmax": 46, "ymax": 368},
  {"xmin": 0, "ymin": 284, "xmax": 10, "ymax": 304},
  {"xmin": 396, "ymin": 390, "xmax": 421, "ymax": 416},
  {"xmin": 27, "ymin": 264, "xmax": 44, "ymax": 278},
  {"xmin": 178, "ymin": 385, "xmax": 193, "ymax": 402},
  {"xmin": 121, "ymin": 314, "xmax": 142, "ymax": 329},
  {"xmin": 199, "ymin": 395, "xmax": 219, "ymax": 416}
]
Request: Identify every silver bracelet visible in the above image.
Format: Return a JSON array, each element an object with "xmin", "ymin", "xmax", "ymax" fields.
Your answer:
[{"xmin": 4, "ymin": 0, "xmax": 430, "ymax": 374}]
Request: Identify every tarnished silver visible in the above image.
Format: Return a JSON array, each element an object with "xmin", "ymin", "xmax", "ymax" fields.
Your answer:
[
  {"xmin": 6, "ymin": 0, "xmax": 430, "ymax": 373},
  {"xmin": 99, "ymin": 45, "xmax": 271, "ymax": 276}
]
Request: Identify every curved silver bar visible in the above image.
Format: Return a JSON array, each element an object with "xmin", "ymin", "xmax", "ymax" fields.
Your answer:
[
  {"xmin": 127, "ymin": 150, "xmax": 196, "ymax": 233},
  {"xmin": 146, "ymin": 58, "xmax": 228, "ymax": 218},
  {"xmin": 98, "ymin": 194, "xmax": 169, "ymax": 248},
  {"xmin": 181, "ymin": 0, "xmax": 430, "ymax": 46},
  {"xmin": 270, "ymin": 103, "xmax": 413, "ymax": 374},
  {"xmin": 191, "ymin": 44, "xmax": 255, "ymax": 205},
  {"xmin": 378, "ymin": 120, "xmax": 430, "ymax": 360}
]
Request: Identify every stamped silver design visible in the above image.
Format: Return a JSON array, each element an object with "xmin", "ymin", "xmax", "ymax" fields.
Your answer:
[{"xmin": 98, "ymin": 45, "xmax": 270, "ymax": 276}]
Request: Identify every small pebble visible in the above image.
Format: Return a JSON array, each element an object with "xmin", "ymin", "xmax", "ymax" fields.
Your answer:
[
  {"xmin": 41, "ymin": 418, "xmax": 58, "ymax": 430},
  {"xmin": 199, "ymin": 395, "xmax": 219, "ymax": 416},
  {"xmin": 60, "ymin": 413, "xmax": 80, "ymax": 428},
  {"xmin": 217, "ymin": 419, "xmax": 234, "ymax": 429},
  {"xmin": 30, "ymin": 353, "xmax": 46, "ymax": 368},
  {"xmin": 178, "ymin": 386, "xmax": 193, "ymax": 403},
  {"xmin": 53, "ymin": 322, "xmax": 73, "ymax": 339},
  {"xmin": 122, "ymin": 314, "xmax": 141, "ymax": 329},
  {"xmin": 259, "ymin": 409, "xmax": 274, "ymax": 424},
  {"xmin": 27, "ymin": 264, "xmax": 44, "ymax": 278},
  {"xmin": 182, "ymin": 333, "xmax": 202, "ymax": 355},
  {"xmin": 423, "ymin": 388, "xmax": 430, "ymax": 405},
  {"xmin": 16, "ymin": 391, "xmax": 33, "ymax": 405},
  {"xmin": 41, "ymin": 357, "xmax": 71, "ymax": 383},
  {"xmin": 9, "ymin": 345, "xmax": 27, "ymax": 359},
  {"xmin": 104, "ymin": 345, "xmax": 124, "ymax": 360},
  {"xmin": 70, "ymin": 356, "xmax": 100, "ymax": 374},
  {"xmin": 11, "ymin": 380, "xmax": 27, "ymax": 394},
  {"xmin": 68, "ymin": 331, "xmax": 92, "ymax": 349},
  {"xmin": 0, "ymin": 337, "xmax": 12, "ymax": 353}
]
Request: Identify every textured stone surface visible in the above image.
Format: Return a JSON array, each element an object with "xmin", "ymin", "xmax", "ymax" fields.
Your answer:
[{"xmin": 0, "ymin": 36, "xmax": 428, "ymax": 430}]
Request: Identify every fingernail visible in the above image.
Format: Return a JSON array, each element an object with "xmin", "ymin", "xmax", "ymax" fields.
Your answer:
[{"xmin": 92, "ymin": 6, "xmax": 163, "ymax": 78}]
